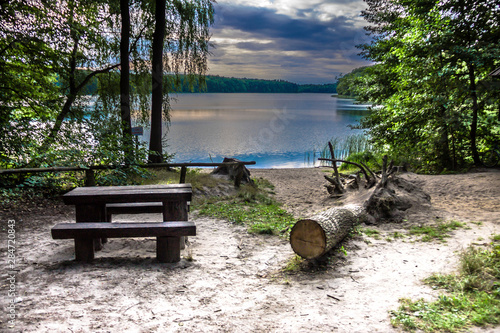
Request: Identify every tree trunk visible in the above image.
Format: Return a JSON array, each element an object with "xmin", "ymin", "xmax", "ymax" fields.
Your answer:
[
  {"xmin": 438, "ymin": 105, "xmax": 452, "ymax": 170},
  {"xmin": 120, "ymin": 0, "xmax": 133, "ymax": 164},
  {"xmin": 467, "ymin": 62, "xmax": 480, "ymax": 166},
  {"xmin": 148, "ymin": 0, "xmax": 166, "ymax": 163},
  {"xmin": 290, "ymin": 205, "xmax": 367, "ymax": 259}
]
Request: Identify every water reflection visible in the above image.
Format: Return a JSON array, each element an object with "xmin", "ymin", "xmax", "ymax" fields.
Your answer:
[{"xmin": 137, "ymin": 93, "xmax": 368, "ymax": 168}]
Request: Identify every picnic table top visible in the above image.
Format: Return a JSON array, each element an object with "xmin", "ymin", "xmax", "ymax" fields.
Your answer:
[{"xmin": 62, "ymin": 184, "xmax": 192, "ymax": 205}]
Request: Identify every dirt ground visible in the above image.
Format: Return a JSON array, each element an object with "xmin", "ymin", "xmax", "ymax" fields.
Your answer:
[{"xmin": 1, "ymin": 167, "xmax": 500, "ymax": 332}]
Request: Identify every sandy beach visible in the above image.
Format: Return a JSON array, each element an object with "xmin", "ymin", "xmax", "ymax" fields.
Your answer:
[{"xmin": 1, "ymin": 167, "xmax": 499, "ymax": 332}]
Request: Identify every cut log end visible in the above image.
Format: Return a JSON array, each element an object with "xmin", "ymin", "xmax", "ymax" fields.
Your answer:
[
  {"xmin": 290, "ymin": 219, "xmax": 327, "ymax": 259},
  {"xmin": 290, "ymin": 205, "xmax": 366, "ymax": 260}
]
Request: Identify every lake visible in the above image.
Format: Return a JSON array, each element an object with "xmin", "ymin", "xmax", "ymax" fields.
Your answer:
[{"xmin": 137, "ymin": 93, "xmax": 368, "ymax": 168}]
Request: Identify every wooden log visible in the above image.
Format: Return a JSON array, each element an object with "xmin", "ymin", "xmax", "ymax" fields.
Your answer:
[{"xmin": 290, "ymin": 205, "xmax": 367, "ymax": 259}]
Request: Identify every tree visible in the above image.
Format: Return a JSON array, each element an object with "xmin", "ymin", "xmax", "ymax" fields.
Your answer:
[
  {"xmin": 357, "ymin": 0, "xmax": 500, "ymax": 171},
  {"xmin": 146, "ymin": 0, "xmax": 215, "ymax": 163},
  {"xmin": 148, "ymin": 0, "xmax": 166, "ymax": 163},
  {"xmin": 39, "ymin": 0, "xmax": 121, "ymax": 155},
  {"xmin": 336, "ymin": 66, "xmax": 375, "ymax": 98},
  {"xmin": 120, "ymin": 0, "xmax": 133, "ymax": 163},
  {"xmin": 0, "ymin": 2, "xmax": 63, "ymax": 167},
  {"xmin": 1, "ymin": 0, "xmax": 214, "ymax": 171},
  {"xmin": 0, "ymin": 0, "xmax": 124, "ymax": 167}
]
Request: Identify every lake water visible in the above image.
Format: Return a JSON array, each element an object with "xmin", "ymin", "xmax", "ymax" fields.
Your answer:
[{"xmin": 137, "ymin": 93, "xmax": 368, "ymax": 168}]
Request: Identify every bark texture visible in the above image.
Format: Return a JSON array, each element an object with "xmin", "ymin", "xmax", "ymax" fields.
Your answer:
[{"xmin": 290, "ymin": 205, "xmax": 367, "ymax": 259}]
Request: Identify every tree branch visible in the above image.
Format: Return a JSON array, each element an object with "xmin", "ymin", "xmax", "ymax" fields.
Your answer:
[
  {"xmin": 75, "ymin": 63, "xmax": 121, "ymax": 92},
  {"xmin": 318, "ymin": 158, "xmax": 371, "ymax": 182}
]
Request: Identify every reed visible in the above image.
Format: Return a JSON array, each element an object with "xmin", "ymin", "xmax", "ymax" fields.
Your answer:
[{"xmin": 305, "ymin": 134, "xmax": 372, "ymax": 167}]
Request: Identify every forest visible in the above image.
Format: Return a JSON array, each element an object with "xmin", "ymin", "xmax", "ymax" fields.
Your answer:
[{"xmin": 175, "ymin": 75, "xmax": 337, "ymax": 94}]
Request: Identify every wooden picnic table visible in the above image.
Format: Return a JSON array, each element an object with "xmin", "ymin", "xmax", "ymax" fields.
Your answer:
[
  {"xmin": 63, "ymin": 183, "xmax": 192, "ymax": 223},
  {"xmin": 61, "ymin": 184, "xmax": 192, "ymax": 261}
]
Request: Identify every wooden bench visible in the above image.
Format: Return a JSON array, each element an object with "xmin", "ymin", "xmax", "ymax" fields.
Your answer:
[
  {"xmin": 105, "ymin": 202, "xmax": 191, "ymax": 222},
  {"xmin": 105, "ymin": 202, "xmax": 192, "ymax": 250},
  {"xmin": 51, "ymin": 221, "xmax": 196, "ymax": 263}
]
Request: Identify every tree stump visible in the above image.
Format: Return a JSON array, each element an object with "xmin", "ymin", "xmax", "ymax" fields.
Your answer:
[
  {"xmin": 290, "ymin": 205, "xmax": 368, "ymax": 259},
  {"xmin": 211, "ymin": 157, "xmax": 254, "ymax": 186}
]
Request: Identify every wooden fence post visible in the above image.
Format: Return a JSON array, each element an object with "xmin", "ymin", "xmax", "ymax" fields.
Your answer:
[
  {"xmin": 179, "ymin": 166, "xmax": 187, "ymax": 184},
  {"xmin": 85, "ymin": 169, "xmax": 96, "ymax": 187}
]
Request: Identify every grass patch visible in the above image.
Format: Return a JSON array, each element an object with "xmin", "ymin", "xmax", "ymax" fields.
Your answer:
[
  {"xmin": 283, "ymin": 255, "xmax": 305, "ymax": 272},
  {"xmin": 195, "ymin": 180, "xmax": 295, "ymax": 236},
  {"xmin": 361, "ymin": 227, "xmax": 381, "ymax": 239},
  {"xmin": 386, "ymin": 231, "xmax": 407, "ymax": 242},
  {"xmin": 362, "ymin": 221, "xmax": 469, "ymax": 243},
  {"xmin": 390, "ymin": 235, "xmax": 500, "ymax": 332},
  {"xmin": 409, "ymin": 220, "xmax": 467, "ymax": 242}
]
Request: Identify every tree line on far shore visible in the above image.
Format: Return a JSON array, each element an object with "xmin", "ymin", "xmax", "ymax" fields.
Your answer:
[
  {"xmin": 74, "ymin": 73, "xmax": 338, "ymax": 94},
  {"xmin": 182, "ymin": 76, "xmax": 337, "ymax": 93}
]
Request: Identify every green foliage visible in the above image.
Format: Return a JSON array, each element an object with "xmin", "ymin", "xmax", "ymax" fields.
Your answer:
[
  {"xmin": 1, "ymin": 0, "xmax": 213, "ymax": 173},
  {"xmin": 196, "ymin": 181, "xmax": 295, "ymax": 236},
  {"xmin": 391, "ymin": 236, "xmax": 500, "ymax": 332},
  {"xmin": 361, "ymin": 227, "xmax": 381, "ymax": 239},
  {"xmin": 283, "ymin": 255, "xmax": 305, "ymax": 272},
  {"xmin": 311, "ymin": 134, "xmax": 374, "ymax": 167},
  {"xmin": 73, "ymin": 73, "xmax": 336, "ymax": 95},
  {"xmin": 339, "ymin": 151, "xmax": 381, "ymax": 173},
  {"xmin": 336, "ymin": 66, "xmax": 373, "ymax": 99},
  {"xmin": 361, "ymin": 221, "xmax": 469, "ymax": 243},
  {"xmin": 356, "ymin": 0, "xmax": 500, "ymax": 172},
  {"xmin": 93, "ymin": 165, "xmax": 150, "ymax": 187}
]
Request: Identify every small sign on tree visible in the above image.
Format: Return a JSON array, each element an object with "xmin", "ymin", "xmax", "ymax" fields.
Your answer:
[{"xmin": 131, "ymin": 126, "xmax": 143, "ymax": 136}]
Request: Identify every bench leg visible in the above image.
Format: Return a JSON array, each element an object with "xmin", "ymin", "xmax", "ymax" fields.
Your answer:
[
  {"xmin": 74, "ymin": 238, "xmax": 95, "ymax": 262},
  {"xmin": 75, "ymin": 204, "xmax": 106, "ymax": 251},
  {"xmin": 157, "ymin": 237, "xmax": 181, "ymax": 263},
  {"xmin": 163, "ymin": 200, "xmax": 188, "ymax": 250}
]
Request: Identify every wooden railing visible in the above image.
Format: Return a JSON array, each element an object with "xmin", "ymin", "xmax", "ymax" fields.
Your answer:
[{"xmin": 0, "ymin": 161, "xmax": 256, "ymax": 187}]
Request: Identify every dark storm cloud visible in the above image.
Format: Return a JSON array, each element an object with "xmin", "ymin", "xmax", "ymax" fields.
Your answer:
[
  {"xmin": 208, "ymin": 2, "xmax": 372, "ymax": 83},
  {"xmin": 214, "ymin": 4, "xmax": 368, "ymax": 55}
]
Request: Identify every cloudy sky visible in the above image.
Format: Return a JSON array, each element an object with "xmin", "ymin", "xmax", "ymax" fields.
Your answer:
[{"xmin": 207, "ymin": 0, "xmax": 373, "ymax": 84}]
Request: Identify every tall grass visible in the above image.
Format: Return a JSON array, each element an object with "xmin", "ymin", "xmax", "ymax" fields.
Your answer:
[
  {"xmin": 391, "ymin": 234, "xmax": 500, "ymax": 332},
  {"xmin": 305, "ymin": 134, "xmax": 372, "ymax": 167}
]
